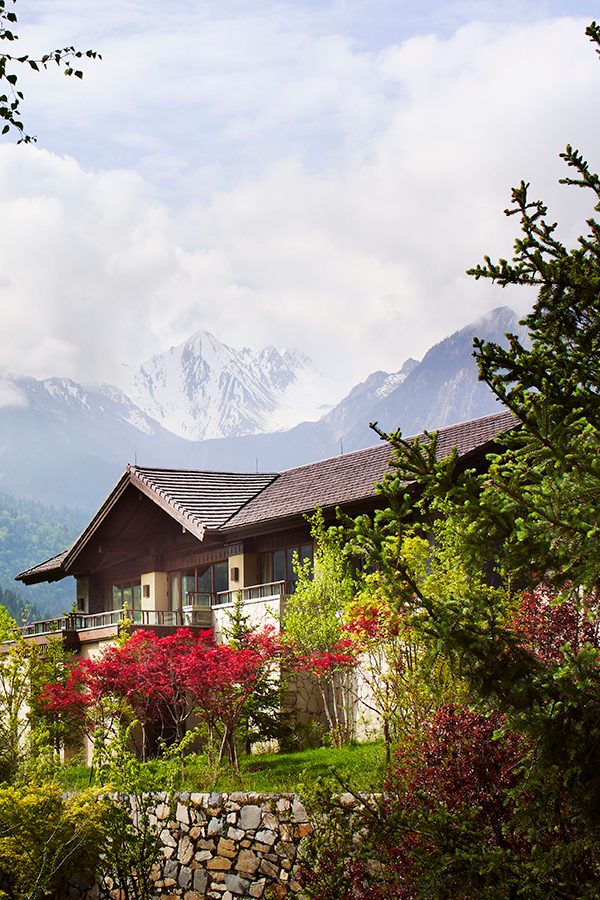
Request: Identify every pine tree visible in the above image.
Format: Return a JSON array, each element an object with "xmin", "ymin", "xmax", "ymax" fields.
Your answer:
[{"xmin": 338, "ymin": 20, "xmax": 600, "ymax": 894}]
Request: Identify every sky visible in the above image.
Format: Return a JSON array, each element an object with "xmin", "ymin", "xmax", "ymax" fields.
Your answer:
[{"xmin": 0, "ymin": 0, "xmax": 598, "ymax": 407}]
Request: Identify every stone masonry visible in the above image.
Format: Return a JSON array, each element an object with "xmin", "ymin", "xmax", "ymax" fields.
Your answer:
[{"xmin": 102, "ymin": 792, "xmax": 312, "ymax": 900}]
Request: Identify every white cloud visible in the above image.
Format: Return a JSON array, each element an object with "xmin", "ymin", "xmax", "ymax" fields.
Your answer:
[
  {"xmin": 0, "ymin": 379, "xmax": 28, "ymax": 409},
  {"xmin": 0, "ymin": 8, "xmax": 597, "ymax": 407}
]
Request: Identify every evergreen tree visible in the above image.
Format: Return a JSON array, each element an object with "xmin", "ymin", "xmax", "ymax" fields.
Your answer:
[
  {"xmin": 329, "ymin": 20, "xmax": 600, "ymax": 896},
  {"xmin": 223, "ymin": 592, "xmax": 290, "ymax": 753}
]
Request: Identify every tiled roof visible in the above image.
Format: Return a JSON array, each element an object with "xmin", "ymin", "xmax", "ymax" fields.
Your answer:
[
  {"xmin": 223, "ymin": 410, "xmax": 517, "ymax": 529},
  {"xmin": 16, "ymin": 471, "xmax": 278, "ymax": 583},
  {"xmin": 16, "ymin": 551, "xmax": 70, "ymax": 584},
  {"xmin": 130, "ymin": 467, "xmax": 278, "ymax": 531},
  {"xmin": 16, "ymin": 410, "xmax": 516, "ymax": 584}
]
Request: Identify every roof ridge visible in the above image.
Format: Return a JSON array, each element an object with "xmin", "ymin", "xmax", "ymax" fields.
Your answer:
[
  {"xmin": 132, "ymin": 464, "xmax": 281, "ymax": 477},
  {"xmin": 275, "ymin": 409, "xmax": 516, "ymax": 476},
  {"xmin": 220, "ymin": 472, "xmax": 281, "ymax": 527},
  {"xmin": 133, "ymin": 468, "xmax": 206, "ymax": 531}
]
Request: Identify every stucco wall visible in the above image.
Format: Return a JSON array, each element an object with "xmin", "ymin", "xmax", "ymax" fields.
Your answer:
[{"xmin": 211, "ymin": 596, "xmax": 282, "ymax": 642}]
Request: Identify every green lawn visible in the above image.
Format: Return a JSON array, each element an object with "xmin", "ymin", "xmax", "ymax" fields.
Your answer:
[{"xmin": 60, "ymin": 740, "xmax": 386, "ymax": 794}]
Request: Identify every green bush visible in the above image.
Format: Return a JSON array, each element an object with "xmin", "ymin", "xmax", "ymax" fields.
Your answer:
[{"xmin": 0, "ymin": 782, "xmax": 108, "ymax": 900}]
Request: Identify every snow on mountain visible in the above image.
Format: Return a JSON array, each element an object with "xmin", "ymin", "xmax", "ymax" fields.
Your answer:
[
  {"xmin": 339, "ymin": 306, "xmax": 528, "ymax": 449},
  {"xmin": 0, "ymin": 307, "xmax": 526, "ymax": 510},
  {"xmin": 0, "ymin": 372, "xmax": 193, "ymax": 508},
  {"xmin": 321, "ymin": 358, "xmax": 419, "ymax": 440},
  {"xmin": 117, "ymin": 331, "xmax": 322, "ymax": 441},
  {"xmin": 375, "ymin": 359, "xmax": 420, "ymax": 398},
  {"xmin": 5, "ymin": 374, "xmax": 176, "ymax": 448}
]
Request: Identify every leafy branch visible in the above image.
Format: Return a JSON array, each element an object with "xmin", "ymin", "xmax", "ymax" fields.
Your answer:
[{"xmin": 0, "ymin": 0, "xmax": 100, "ymax": 142}]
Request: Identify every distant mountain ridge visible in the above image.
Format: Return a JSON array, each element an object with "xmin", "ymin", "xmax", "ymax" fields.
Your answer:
[
  {"xmin": 117, "ymin": 330, "xmax": 316, "ymax": 441},
  {"xmin": 0, "ymin": 307, "xmax": 524, "ymax": 512},
  {"xmin": 338, "ymin": 306, "xmax": 527, "ymax": 450},
  {"xmin": 319, "ymin": 358, "xmax": 419, "ymax": 446}
]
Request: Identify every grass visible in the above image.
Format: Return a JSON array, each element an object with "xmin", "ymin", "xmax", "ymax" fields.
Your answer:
[{"xmin": 59, "ymin": 740, "xmax": 386, "ymax": 794}]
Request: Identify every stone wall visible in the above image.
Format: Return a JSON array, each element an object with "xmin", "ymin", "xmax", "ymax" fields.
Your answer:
[{"xmin": 103, "ymin": 791, "xmax": 312, "ymax": 899}]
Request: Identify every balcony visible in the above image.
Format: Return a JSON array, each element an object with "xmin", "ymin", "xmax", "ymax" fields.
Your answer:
[
  {"xmin": 211, "ymin": 580, "xmax": 292, "ymax": 606},
  {"xmin": 15, "ymin": 581, "xmax": 293, "ymax": 643},
  {"xmin": 17, "ymin": 606, "xmax": 211, "ymax": 641}
]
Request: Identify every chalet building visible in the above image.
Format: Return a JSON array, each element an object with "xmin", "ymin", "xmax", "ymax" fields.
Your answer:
[{"xmin": 16, "ymin": 410, "xmax": 515, "ymax": 661}]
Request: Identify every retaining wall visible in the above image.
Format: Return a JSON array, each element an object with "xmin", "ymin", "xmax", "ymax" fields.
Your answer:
[{"xmin": 102, "ymin": 791, "xmax": 312, "ymax": 899}]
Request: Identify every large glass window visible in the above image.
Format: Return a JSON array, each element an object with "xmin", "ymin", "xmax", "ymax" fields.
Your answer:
[
  {"xmin": 274, "ymin": 549, "xmax": 286, "ymax": 582},
  {"xmin": 170, "ymin": 562, "xmax": 229, "ymax": 609},
  {"xmin": 112, "ymin": 582, "xmax": 141, "ymax": 610},
  {"xmin": 258, "ymin": 543, "xmax": 313, "ymax": 586},
  {"xmin": 213, "ymin": 561, "xmax": 228, "ymax": 593}
]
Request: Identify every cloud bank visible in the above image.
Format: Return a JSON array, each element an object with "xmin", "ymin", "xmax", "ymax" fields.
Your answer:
[{"xmin": 0, "ymin": 5, "xmax": 597, "ymax": 404}]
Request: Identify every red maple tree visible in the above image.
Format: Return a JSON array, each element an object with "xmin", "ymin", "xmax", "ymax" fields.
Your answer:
[{"xmin": 41, "ymin": 626, "xmax": 280, "ymax": 767}]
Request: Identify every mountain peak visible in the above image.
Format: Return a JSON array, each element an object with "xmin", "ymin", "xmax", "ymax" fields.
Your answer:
[
  {"xmin": 469, "ymin": 306, "xmax": 522, "ymax": 333},
  {"xmin": 117, "ymin": 332, "xmax": 316, "ymax": 441}
]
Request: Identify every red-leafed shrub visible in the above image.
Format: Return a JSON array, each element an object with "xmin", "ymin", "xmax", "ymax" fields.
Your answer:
[
  {"xmin": 510, "ymin": 586, "xmax": 600, "ymax": 664},
  {"xmin": 298, "ymin": 704, "xmax": 529, "ymax": 899},
  {"xmin": 41, "ymin": 626, "xmax": 280, "ymax": 767}
]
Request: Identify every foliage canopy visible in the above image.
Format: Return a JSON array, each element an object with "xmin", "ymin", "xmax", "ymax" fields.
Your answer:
[
  {"xmin": 300, "ymin": 19, "xmax": 600, "ymax": 899},
  {"xmin": 0, "ymin": 0, "xmax": 99, "ymax": 142}
]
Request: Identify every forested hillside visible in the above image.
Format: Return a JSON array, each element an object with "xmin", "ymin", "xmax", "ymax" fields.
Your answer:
[{"xmin": 0, "ymin": 493, "xmax": 86, "ymax": 621}]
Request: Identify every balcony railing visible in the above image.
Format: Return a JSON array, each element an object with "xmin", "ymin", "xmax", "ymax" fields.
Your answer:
[
  {"xmin": 16, "ymin": 581, "xmax": 293, "ymax": 639},
  {"xmin": 184, "ymin": 591, "xmax": 213, "ymax": 607},
  {"xmin": 212, "ymin": 580, "xmax": 291, "ymax": 606},
  {"xmin": 19, "ymin": 609, "xmax": 122, "ymax": 639},
  {"xmin": 17, "ymin": 606, "xmax": 211, "ymax": 639}
]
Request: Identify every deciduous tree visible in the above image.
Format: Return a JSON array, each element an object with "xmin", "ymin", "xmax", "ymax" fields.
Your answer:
[
  {"xmin": 282, "ymin": 510, "xmax": 358, "ymax": 746},
  {"xmin": 343, "ymin": 574, "xmax": 465, "ymax": 767},
  {"xmin": 42, "ymin": 626, "xmax": 281, "ymax": 771}
]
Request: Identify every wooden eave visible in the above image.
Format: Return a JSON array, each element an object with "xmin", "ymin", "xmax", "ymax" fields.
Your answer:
[
  {"xmin": 17, "ymin": 466, "xmax": 210, "ymax": 585},
  {"xmin": 61, "ymin": 466, "xmax": 208, "ymax": 574}
]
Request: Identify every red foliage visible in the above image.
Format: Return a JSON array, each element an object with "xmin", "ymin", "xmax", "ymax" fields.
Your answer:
[
  {"xmin": 182, "ymin": 625, "xmax": 280, "ymax": 717},
  {"xmin": 289, "ymin": 637, "xmax": 358, "ymax": 683},
  {"xmin": 39, "ymin": 665, "xmax": 91, "ymax": 722},
  {"xmin": 298, "ymin": 705, "xmax": 528, "ymax": 900},
  {"xmin": 510, "ymin": 586, "xmax": 600, "ymax": 665},
  {"xmin": 361, "ymin": 705, "xmax": 528, "ymax": 898},
  {"xmin": 343, "ymin": 600, "xmax": 403, "ymax": 641},
  {"xmin": 396, "ymin": 704, "xmax": 524, "ymax": 817},
  {"xmin": 41, "ymin": 626, "xmax": 280, "ymax": 756}
]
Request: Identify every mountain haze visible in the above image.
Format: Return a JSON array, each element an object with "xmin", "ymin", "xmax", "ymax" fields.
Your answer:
[
  {"xmin": 0, "ymin": 374, "xmax": 185, "ymax": 507},
  {"xmin": 339, "ymin": 306, "xmax": 527, "ymax": 450},
  {"xmin": 0, "ymin": 307, "xmax": 522, "ymax": 511}
]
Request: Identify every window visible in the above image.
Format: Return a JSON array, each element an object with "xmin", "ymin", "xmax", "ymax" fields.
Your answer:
[
  {"xmin": 258, "ymin": 543, "xmax": 313, "ymax": 586},
  {"xmin": 169, "ymin": 562, "xmax": 228, "ymax": 609},
  {"xmin": 112, "ymin": 582, "xmax": 141, "ymax": 610}
]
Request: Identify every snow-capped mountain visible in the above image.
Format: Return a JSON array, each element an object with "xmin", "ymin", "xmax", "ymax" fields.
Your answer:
[
  {"xmin": 0, "ymin": 307, "xmax": 525, "ymax": 510},
  {"xmin": 335, "ymin": 306, "xmax": 528, "ymax": 450},
  {"xmin": 320, "ymin": 358, "xmax": 419, "ymax": 442},
  {"xmin": 117, "ymin": 331, "xmax": 318, "ymax": 441},
  {"xmin": 1, "ymin": 374, "xmax": 168, "ymax": 440},
  {"xmin": 0, "ymin": 372, "xmax": 186, "ymax": 507}
]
